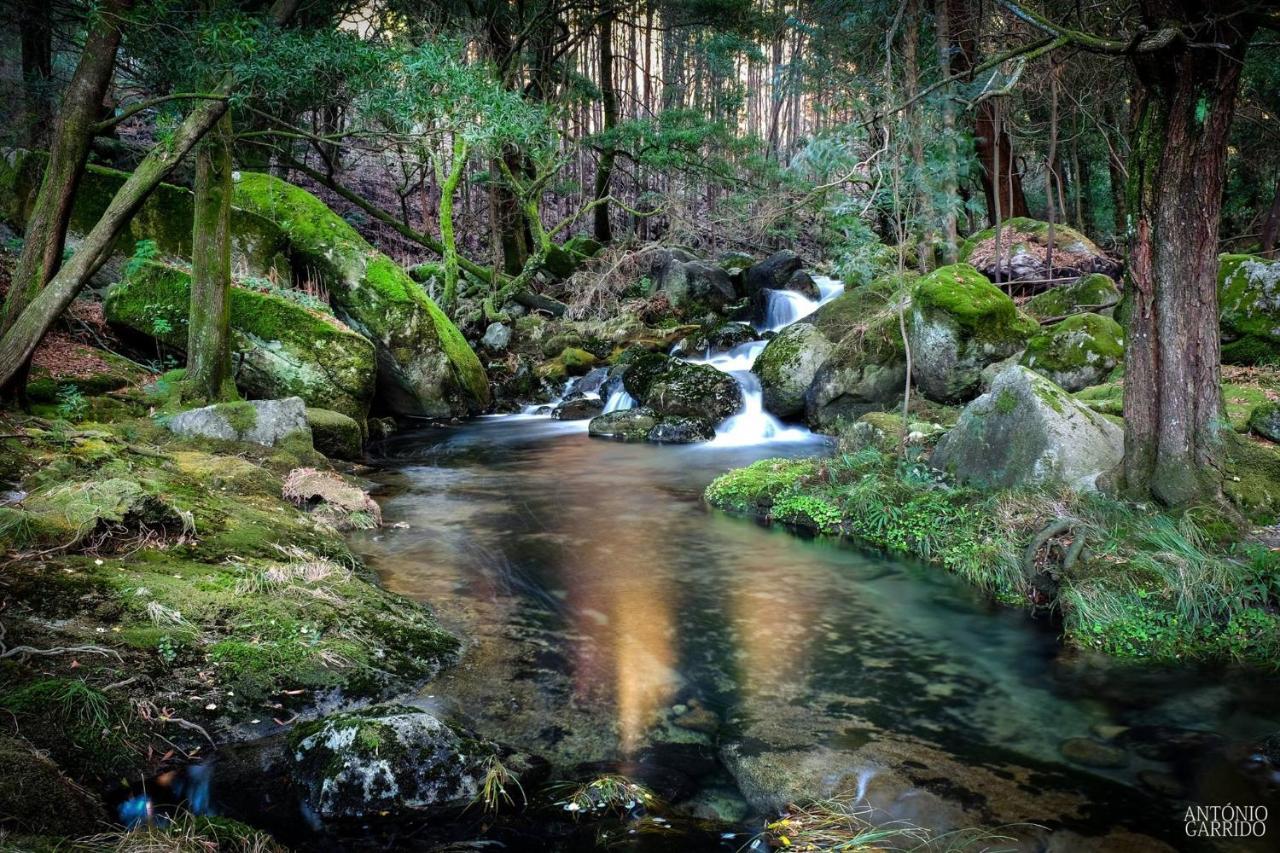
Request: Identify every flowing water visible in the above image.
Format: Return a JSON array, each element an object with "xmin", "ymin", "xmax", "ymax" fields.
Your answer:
[{"xmin": 344, "ymin": 418, "xmax": 1280, "ymax": 850}]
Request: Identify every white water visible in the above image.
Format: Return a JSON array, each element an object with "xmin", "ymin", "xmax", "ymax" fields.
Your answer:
[{"xmin": 510, "ymin": 271, "xmax": 845, "ymax": 447}]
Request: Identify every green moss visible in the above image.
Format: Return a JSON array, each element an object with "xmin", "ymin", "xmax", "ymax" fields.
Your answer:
[
  {"xmin": 214, "ymin": 400, "xmax": 258, "ymax": 434},
  {"xmin": 912, "ymin": 263, "xmax": 1038, "ymax": 344},
  {"xmin": 958, "ymin": 217, "xmax": 1102, "ymax": 263},
  {"xmin": 306, "ymin": 407, "xmax": 363, "ymax": 460},
  {"xmin": 1219, "ymin": 253, "xmax": 1280, "ymax": 365},
  {"xmin": 1020, "ymin": 312, "xmax": 1124, "ymax": 390},
  {"xmin": 1024, "ymin": 273, "xmax": 1121, "ymax": 320},
  {"xmin": 703, "ymin": 458, "xmax": 818, "ymax": 513}
]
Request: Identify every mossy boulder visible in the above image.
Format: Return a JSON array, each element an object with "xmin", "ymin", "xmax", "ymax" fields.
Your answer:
[
  {"xmin": 1219, "ymin": 253, "xmax": 1280, "ymax": 364},
  {"xmin": 633, "ymin": 357, "xmax": 742, "ymax": 424},
  {"xmin": 231, "ymin": 172, "xmax": 488, "ymax": 417},
  {"xmin": 959, "ymin": 217, "xmax": 1120, "ymax": 283},
  {"xmin": 104, "ymin": 262, "xmax": 376, "ymax": 418},
  {"xmin": 1020, "ymin": 313, "xmax": 1124, "ymax": 392},
  {"xmin": 804, "ymin": 313, "xmax": 907, "ymax": 429},
  {"xmin": 1024, "ymin": 273, "xmax": 1121, "ymax": 320},
  {"xmin": 306, "ymin": 408, "xmax": 363, "ymax": 460},
  {"xmin": 681, "ymin": 321, "xmax": 756, "ymax": 354},
  {"xmin": 288, "ymin": 705, "xmax": 488, "ymax": 820},
  {"xmin": 907, "ymin": 263, "xmax": 1038, "ymax": 403},
  {"xmin": 931, "ymin": 365, "xmax": 1123, "ymax": 491},
  {"xmin": 753, "ymin": 323, "xmax": 836, "ymax": 418},
  {"xmin": 588, "ymin": 407, "xmax": 659, "ymax": 441},
  {"xmin": 653, "ymin": 257, "xmax": 737, "ymax": 312},
  {"xmin": 1249, "ymin": 401, "xmax": 1280, "ymax": 443},
  {"xmin": 648, "ymin": 416, "xmax": 716, "ymax": 443},
  {"xmin": 26, "ymin": 342, "xmax": 143, "ymax": 403},
  {"xmin": 167, "ymin": 397, "xmax": 311, "ymax": 448},
  {"xmin": 0, "ymin": 148, "xmax": 291, "ymax": 279}
]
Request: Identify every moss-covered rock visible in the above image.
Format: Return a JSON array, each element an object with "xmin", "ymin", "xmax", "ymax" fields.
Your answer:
[
  {"xmin": 1023, "ymin": 273, "xmax": 1121, "ymax": 320},
  {"xmin": 288, "ymin": 705, "xmax": 488, "ymax": 820},
  {"xmin": 931, "ymin": 365, "xmax": 1123, "ymax": 491},
  {"xmin": 805, "ymin": 313, "xmax": 907, "ymax": 429},
  {"xmin": 907, "ymin": 263, "xmax": 1038, "ymax": 403},
  {"xmin": 231, "ymin": 172, "xmax": 489, "ymax": 416},
  {"xmin": 959, "ymin": 217, "xmax": 1119, "ymax": 283},
  {"xmin": 26, "ymin": 341, "xmax": 144, "ymax": 404},
  {"xmin": 753, "ymin": 323, "xmax": 836, "ymax": 418},
  {"xmin": 1020, "ymin": 312, "xmax": 1124, "ymax": 392},
  {"xmin": 0, "ymin": 735, "xmax": 108, "ymax": 836},
  {"xmin": 647, "ymin": 416, "xmax": 716, "ymax": 443},
  {"xmin": 104, "ymin": 262, "xmax": 376, "ymax": 417},
  {"xmin": 630, "ymin": 356, "xmax": 742, "ymax": 423},
  {"xmin": 1249, "ymin": 401, "xmax": 1280, "ymax": 443},
  {"xmin": 1219, "ymin": 253, "xmax": 1280, "ymax": 365},
  {"xmin": 0, "ymin": 148, "xmax": 291, "ymax": 279},
  {"xmin": 306, "ymin": 407, "xmax": 363, "ymax": 460}
]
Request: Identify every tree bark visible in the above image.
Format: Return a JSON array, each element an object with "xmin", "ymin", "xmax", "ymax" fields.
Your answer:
[
  {"xmin": 439, "ymin": 136, "xmax": 468, "ymax": 310},
  {"xmin": 1120, "ymin": 5, "xmax": 1253, "ymax": 506},
  {"xmin": 0, "ymin": 0, "xmax": 301, "ymax": 394},
  {"xmin": 934, "ymin": 0, "xmax": 959, "ymax": 264},
  {"xmin": 1261, "ymin": 179, "xmax": 1280, "ymax": 258},
  {"xmin": 183, "ymin": 111, "xmax": 236, "ymax": 403},
  {"xmin": 592, "ymin": 5, "xmax": 618, "ymax": 243},
  {"xmin": 1, "ymin": 0, "xmax": 132, "ymax": 400},
  {"xmin": 20, "ymin": 0, "xmax": 53, "ymax": 148}
]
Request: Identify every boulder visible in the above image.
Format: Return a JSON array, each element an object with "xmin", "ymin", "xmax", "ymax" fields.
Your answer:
[
  {"xmin": 959, "ymin": 217, "xmax": 1120, "ymax": 284},
  {"xmin": 907, "ymin": 263, "xmax": 1038, "ymax": 403},
  {"xmin": 648, "ymin": 417, "xmax": 716, "ymax": 443},
  {"xmin": 744, "ymin": 250, "xmax": 803, "ymax": 300},
  {"xmin": 538, "ymin": 347, "xmax": 599, "ymax": 383},
  {"xmin": 1023, "ymin": 273, "xmax": 1121, "ymax": 320},
  {"xmin": 653, "ymin": 257, "xmax": 737, "ymax": 312},
  {"xmin": 481, "ymin": 322, "xmax": 512, "ymax": 351},
  {"xmin": 588, "ymin": 407, "xmax": 660, "ymax": 441},
  {"xmin": 232, "ymin": 172, "xmax": 488, "ymax": 417},
  {"xmin": 638, "ymin": 359, "xmax": 742, "ymax": 423},
  {"xmin": 1020, "ymin": 313, "xmax": 1124, "ymax": 392},
  {"xmin": 167, "ymin": 397, "xmax": 311, "ymax": 448},
  {"xmin": 552, "ymin": 396, "xmax": 605, "ymax": 420},
  {"xmin": 306, "ymin": 407, "xmax": 363, "ymax": 460},
  {"xmin": 105, "ymin": 262, "xmax": 376, "ymax": 418},
  {"xmin": 1249, "ymin": 402, "xmax": 1280, "ymax": 442},
  {"xmin": 1218, "ymin": 253, "xmax": 1280, "ymax": 364},
  {"xmin": 931, "ymin": 366, "xmax": 1123, "ymax": 491},
  {"xmin": 570, "ymin": 366, "xmax": 611, "ymax": 396},
  {"xmin": 805, "ymin": 314, "xmax": 907, "ymax": 428},
  {"xmin": 782, "ymin": 269, "xmax": 820, "ymax": 299},
  {"xmin": 680, "ymin": 321, "xmax": 757, "ymax": 355},
  {"xmin": 288, "ymin": 705, "xmax": 486, "ymax": 820},
  {"xmin": 753, "ymin": 324, "xmax": 836, "ymax": 418}
]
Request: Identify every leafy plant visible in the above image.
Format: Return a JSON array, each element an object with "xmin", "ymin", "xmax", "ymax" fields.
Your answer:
[{"xmin": 56, "ymin": 384, "xmax": 89, "ymax": 421}]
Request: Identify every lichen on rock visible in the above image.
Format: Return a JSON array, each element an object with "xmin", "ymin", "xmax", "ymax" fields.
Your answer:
[
  {"xmin": 1219, "ymin": 253, "xmax": 1280, "ymax": 364},
  {"xmin": 1020, "ymin": 312, "xmax": 1124, "ymax": 392}
]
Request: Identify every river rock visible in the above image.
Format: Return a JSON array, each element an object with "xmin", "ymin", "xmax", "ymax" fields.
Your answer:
[
  {"xmin": 907, "ymin": 263, "xmax": 1038, "ymax": 403},
  {"xmin": 305, "ymin": 407, "xmax": 363, "ymax": 460},
  {"xmin": 288, "ymin": 705, "xmax": 486, "ymax": 820},
  {"xmin": 931, "ymin": 366, "xmax": 1122, "ymax": 491},
  {"xmin": 652, "ymin": 252, "xmax": 737, "ymax": 312},
  {"xmin": 783, "ymin": 269, "xmax": 821, "ymax": 299},
  {"xmin": 648, "ymin": 417, "xmax": 715, "ymax": 443},
  {"xmin": 570, "ymin": 366, "xmax": 611, "ymax": 396},
  {"xmin": 805, "ymin": 313, "xmax": 907, "ymax": 429},
  {"xmin": 481, "ymin": 322, "xmax": 512, "ymax": 350},
  {"xmin": 959, "ymin": 217, "xmax": 1120, "ymax": 284},
  {"xmin": 753, "ymin": 323, "xmax": 836, "ymax": 418},
  {"xmin": 167, "ymin": 397, "xmax": 311, "ymax": 448},
  {"xmin": 681, "ymin": 321, "xmax": 757, "ymax": 354},
  {"xmin": 104, "ymin": 262, "xmax": 376, "ymax": 418},
  {"xmin": 1249, "ymin": 402, "xmax": 1280, "ymax": 442},
  {"xmin": 233, "ymin": 172, "xmax": 489, "ymax": 417},
  {"xmin": 1024, "ymin": 273, "xmax": 1121, "ymax": 321},
  {"xmin": 1219, "ymin": 253, "xmax": 1280, "ymax": 364},
  {"xmin": 1059, "ymin": 737, "xmax": 1128, "ymax": 769},
  {"xmin": 553, "ymin": 395, "xmax": 605, "ymax": 421},
  {"xmin": 623, "ymin": 354, "xmax": 742, "ymax": 424},
  {"xmin": 1020, "ymin": 313, "xmax": 1124, "ymax": 392},
  {"xmin": 744, "ymin": 250, "xmax": 803, "ymax": 299},
  {"xmin": 588, "ymin": 407, "xmax": 659, "ymax": 441}
]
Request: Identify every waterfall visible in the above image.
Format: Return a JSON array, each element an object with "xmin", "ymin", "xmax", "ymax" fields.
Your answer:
[
  {"xmin": 757, "ymin": 275, "xmax": 845, "ymax": 333},
  {"xmin": 603, "ymin": 388, "xmax": 635, "ymax": 413}
]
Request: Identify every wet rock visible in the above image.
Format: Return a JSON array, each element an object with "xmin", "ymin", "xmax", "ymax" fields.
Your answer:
[
  {"xmin": 753, "ymin": 323, "xmax": 836, "ymax": 418},
  {"xmin": 1249, "ymin": 401, "xmax": 1280, "ymax": 442},
  {"xmin": 288, "ymin": 705, "xmax": 487, "ymax": 820},
  {"xmin": 959, "ymin": 217, "xmax": 1120, "ymax": 285},
  {"xmin": 553, "ymin": 396, "xmax": 605, "ymax": 421},
  {"xmin": 907, "ymin": 263, "xmax": 1038, "ymax": 403},
  {"xmin": 1024, "ymin": 273, "xmax": 1121, "ymax": 321},
  {"xmin": 671, "ymin": 699, "xmax": 720, "ymax": 735},
  {"xmin": 481, "ymin": 322, "xmax": 512, "ymax": 350},
  {"xmin": 648, "ymin": 417, "xmax": 715, "ymax": 443},
  {"xmin": 167, "ymin": 397, "xmax": 311, "ymax": 448},
  {"xmin": 1059, "ymin": 737, "xmax": 1128, "ymax": 769},
  {"xmin": 1219, "ymin": 253, "xmax": 1280, "ymax": 364},
  {"xmin": 571, "ymin": 366, "xmax": 611, "ymax": 397},
  {"xmin": 682, "ymin": 321, "xmax": 757, "ymax": 354},
  {"xmin": 1020, "ymin": 313, "xmax": 1124, "ymax": 392},
  {"xmin": 305, "ymin": 407, "xmax": 363, "ymax": 460},
  {"xmin": 804, "ymin": 313, "xmax": 907, "ymax": 429},
  {"xmin": 588, "ymin": 407, "xmax": 659, "ymax": 441},
  {"xmin": 931, "ymin": 366, "xmax": 1122, "ymax": 491},
  {"xmin": 681, "ymin": 786, "xmax": 750, "ymax": 823},
  {"xmin": 624, "ymin": 354, "xmax": 742, "ymax": 424},
  {"xmin": 744, "ymin": 250, "xmax": 803, "ymax": 301},
  {"xmin": 784, "ymin": 269, "xmax": 821, "ymax": 299},
  {"xmin": 1137, "ymin": 770, "xmax": 1187, "ymax": 798}
]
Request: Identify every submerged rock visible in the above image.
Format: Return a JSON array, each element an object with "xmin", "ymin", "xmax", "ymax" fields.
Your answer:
[
  {"xmin": 907, "ymin": 263, "xmax": 1038, "ymax": 403},
  {"xmin": 1060, "ymin": 737, "xmax": 1129, "ymax": 769},
  {"xmin": 167, "ymin": 397, "xmax": 311, "ymax": 448},
  {"xmin": 1219, "ymin": 253, "xmax": 1280, "ymax": 364},
  {"xmin": 648, "ymin": 416, "xmax": 715, "ymax": 443},
  {"xmin": 959, "ymin": 217, "xmax": 1120, "ymax": 284},
  {"xmin": 931, "ymin": 366, "xmax": 1122, "ymax": 491},
  {"xmin": 1023, "ymin": 273, "xmax": 1121, "ymax": 321},
  {"xmin": 552, "ymin": 395, "xmax": 605, "ymax": 420},
  {"xmin": 588, "ymin": 407, "xmax": 659, "ymax": 441},
  {"xmin": 288, "ymin": 705, "xmax": 487, "ymax": 820},
  {"xmin": 1020, "ymin": 313, "xmax": 1124, "ymax": 392}
]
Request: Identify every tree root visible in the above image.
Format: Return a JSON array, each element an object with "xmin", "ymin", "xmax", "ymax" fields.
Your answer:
[{"xmin": 1023, "ymin": 518, "xmax": 1089, "ymax": 577}]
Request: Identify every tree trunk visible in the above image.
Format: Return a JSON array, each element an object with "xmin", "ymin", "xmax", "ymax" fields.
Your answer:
[
  {"xmin": 934, "ymin": 0, "xmax": 959, "ymax": 264},
  {"xmin": 1261, "ymin": 179, "xmax": 1280, "ymax": 258},
  {"xmin": 592, "ymin": 6, "xmax": 618, "ymax": 243},
  {"xmin": 1120, "ymin": 7, "xmax": 1253, "ymax": 506},
  {"xmin": 1, "ymin": 0, "xmax": 132, "ymax": 400},
  {"xmin": 0, "ymin": 0, "xmax": 301, "ymax": 394},
  {"xmin": 439, "ymin": 137, "xmax": 468, "ymax": 310},
  {"xmin": 20, "ymin": 0, "xmax": 53, "ymax": 148},
  {"xmin": 183, "ymin": 111, "xmax": 236, "ymax": 403}
]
